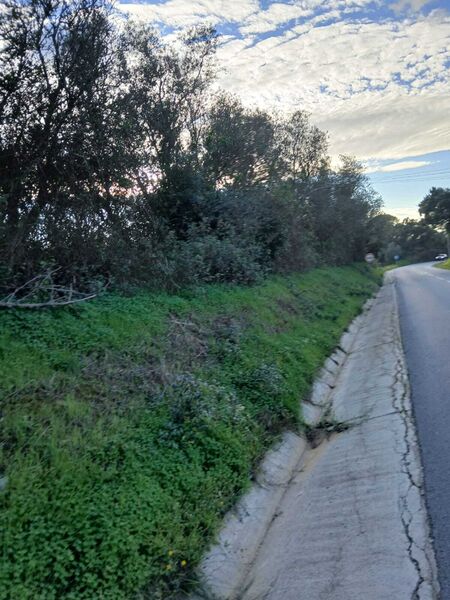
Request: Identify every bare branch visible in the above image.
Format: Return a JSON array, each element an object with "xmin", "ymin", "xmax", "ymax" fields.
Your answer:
[
  {"xmin": 0, "ymin": 294, "xmax": 98, "ymax": 309},
  {"xmin": 0, "ymin": 269, "xmax": 100, "ymax": 309}
]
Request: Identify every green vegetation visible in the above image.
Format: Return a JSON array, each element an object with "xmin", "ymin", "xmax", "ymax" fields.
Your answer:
[
  {"xmin": 419, "ymin": 187, "xmax": 450, "ymax": 257},
  {"xmin": 0, "ymin": 265, "xmax": 379, "ymax": 599},
  {"xmin": 1, "ymin": 1, "xmax": 383, "ymax": 300},
  {"xmin": 378, "ymin": 259, "xmax": 413, "ymax": 274},
  {"xmin": 434, "ymin": 258, "xmax": 450, "ymax": 270}
]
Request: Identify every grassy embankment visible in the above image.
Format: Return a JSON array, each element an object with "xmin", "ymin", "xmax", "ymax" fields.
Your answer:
[
  {"xmin": 434, "ymin": 258, "xmax": 450, "ymax": 270},
  {"xmin": 378, "ymin": 259, "xmax": 412, "ymax": 273},
  {"xmin": 0, "ymin": 265, "xmax": 379, "ymax": 599}
]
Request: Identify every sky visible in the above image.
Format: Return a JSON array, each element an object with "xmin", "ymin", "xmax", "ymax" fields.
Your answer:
[{"xmin": 118, "ymin": 0, "xmax": 450, "ymax": 220}]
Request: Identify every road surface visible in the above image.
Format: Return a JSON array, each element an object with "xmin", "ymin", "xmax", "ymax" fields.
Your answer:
[{"xmin": 394, "ymin": 261, "xmax": 450, "ymax": 598}]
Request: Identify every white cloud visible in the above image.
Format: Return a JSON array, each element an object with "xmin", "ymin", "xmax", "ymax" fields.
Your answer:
[
  {"xmin": 215, "ymin": 10, "xmax": 450, "ymax": 160},
  {"xmin": 386, "ymin": 206, "xmax": 420, "ymax": 219},
  {"xmin": 391, "ymin": 0, "xmax": 434, "ymax": 14},
  {"xmin": 118, "ymin": 1, "xmax": 450, "ymax": 162},
  {"xmin": 365, "ymin": 160, "xmax": 432, "ymax": 173},
  {"xmin": 239, "ymin": 3, "xmax": 313, "ymax": 35},
  {"xmin": 118, "ymin": 1, "xmax": 259, "ymax": 27}
]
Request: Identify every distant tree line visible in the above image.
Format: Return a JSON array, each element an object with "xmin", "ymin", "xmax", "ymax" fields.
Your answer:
[
  {"xmin": 0, "ymin": 0, "xmax": 443, "ymax": 299},
  {"xmin": 366, "ymin": 206, "xmax": 448, "ymax": 264},
  {"xmin": 366, "ymin": 186, "xmax": 450, "ymax": 263}
]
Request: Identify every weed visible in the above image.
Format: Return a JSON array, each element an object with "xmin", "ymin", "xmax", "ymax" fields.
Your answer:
[{"xmin": 304, "ymin": 416, "xmax": 354, "ymax": 447}]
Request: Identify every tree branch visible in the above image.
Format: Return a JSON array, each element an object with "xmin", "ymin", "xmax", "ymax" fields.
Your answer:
[{"xmin": 0, "ymin": 294, "xmax": 98, "ymax": 309}]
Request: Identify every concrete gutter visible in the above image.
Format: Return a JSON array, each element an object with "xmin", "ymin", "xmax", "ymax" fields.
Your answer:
[
  {"xmin": 190, "ymin": 275, "xmax": 439, "ymax": 600},
  {"xmin": 190, "ymin": 432, "xmax": 307, "ymax": 600}
]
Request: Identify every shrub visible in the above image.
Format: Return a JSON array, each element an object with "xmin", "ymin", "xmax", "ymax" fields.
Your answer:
[
  {"xmin": 158, "ymin": 374, "xmax": 248, "ymax": 448},
  {"xmin": 177, "ymin": 224, "xmax": 269, "ymax": 285},
  {"xmin": 235, "ymin": 363, "xmax": 292, "ymax": 431}
]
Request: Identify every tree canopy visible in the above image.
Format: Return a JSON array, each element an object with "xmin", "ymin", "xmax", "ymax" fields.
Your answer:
[
  {"xmin": 0, "ymin": 0, "xmax": 392, "ymax": 299},
  {"xmin": 419, "ymin": 187, "xmax": 450, "ymax": 254}
]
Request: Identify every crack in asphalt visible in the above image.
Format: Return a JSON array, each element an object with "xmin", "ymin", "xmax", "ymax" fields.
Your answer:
[{"xmin": 389, "ymin": 284, "xmax": 439, "ymax": 600}]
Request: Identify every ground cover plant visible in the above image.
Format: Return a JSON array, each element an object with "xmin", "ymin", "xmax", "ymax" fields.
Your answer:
[{"xmin": 0, "ymin": 265, "xmax": 379, "ymax": 599}]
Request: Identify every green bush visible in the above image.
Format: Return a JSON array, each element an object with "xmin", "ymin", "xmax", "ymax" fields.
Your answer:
[
  {"xmin": 178, "ymin": 226, "xmax": 268, "ymax": 284},
  {"xmin": 158, "ymin": 374, "xmax": 248, "ymax": 448}
]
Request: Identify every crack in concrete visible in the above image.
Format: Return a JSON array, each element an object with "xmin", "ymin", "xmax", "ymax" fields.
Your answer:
[
  {"xmin": 348, "ymin": 339, "xmax": 396, "ymax": 355},
  {"xmin": 193, "ymin": 281, "xmax": 439, "ymax": 600}
]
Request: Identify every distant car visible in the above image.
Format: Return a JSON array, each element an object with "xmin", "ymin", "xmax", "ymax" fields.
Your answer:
[{"xmin": 435, "ymin": 253, "xmax": 448, "ymax": 261}]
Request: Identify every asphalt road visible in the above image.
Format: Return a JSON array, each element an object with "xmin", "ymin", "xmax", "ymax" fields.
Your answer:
[{"xmin": 394, "ymin": 262, "xmax": 450, "ymax": 598}]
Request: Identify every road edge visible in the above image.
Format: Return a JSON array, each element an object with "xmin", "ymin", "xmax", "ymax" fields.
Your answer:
[
  {"xmin": 190, "ymin": 294, "xmax": 376, "ymax": 600},
  {"xmin": 388, "ymin": 271, "xmax": 440, "ymax": 599}
]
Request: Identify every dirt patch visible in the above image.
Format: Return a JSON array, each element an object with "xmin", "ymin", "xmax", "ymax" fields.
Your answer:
[{"xmin": 276, "ymin": 298, "xmax": 301, "ymax": 315}]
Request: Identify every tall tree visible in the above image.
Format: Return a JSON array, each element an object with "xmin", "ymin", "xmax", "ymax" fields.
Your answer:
[
  {"xmin": 393, "ymin": 218, "xmax": 446, "ymax": 261},
  {"xmin": 366, "ymin": 213, "xmax": 398, "ymax": 259},
  {"xmin": 0, "ymin": 0, "xmax": 135, "ymax": 281},
  {"xmin": 419, "ymin": 187, "xmax": 450, "ymax": 255},
  {"xmin": 279, "ymin": 110, "xmax": 328, "ymax": 182},
  {"xmin": 203, "ymin": 94, "xmax": 277, "ymax": 188},
  {"xmin": 330, "ymin": 156, "xmax": 382, "ymax": 263},
  {"xmin": 122, "ymin": 22, "xmax": 217, "ymax": 235}
]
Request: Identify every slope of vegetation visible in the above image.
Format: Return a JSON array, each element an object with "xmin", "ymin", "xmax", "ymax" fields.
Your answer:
[
  {"xmin": 0, "ymin": 265, "xmax": 379, "ymax": 599},
  {"xmin": 2, "ymin": 3, "xmax": 444, "ymax": 598}
]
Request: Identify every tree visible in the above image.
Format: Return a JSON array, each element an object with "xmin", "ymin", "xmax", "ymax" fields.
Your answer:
[
  {"xmin": 203, "ymin": 94, "xmax": 277, "ymax": 188},
  {"xmin": 0, "ymin": 1, "xmax": 393, "ymax": 293},
  {"xmin": 278, "ymin": 110, "xmax": 329, "ymax": 183},
  {"xmin": 323, "ymin": 156, "xmax": 382, "ymax": 263},
  {"xmin": 419, "ymin": 187, "xmax": 450, "ymax": 255},
  {"xmin": 366, "ymin": 213, "xmax": 398, "ymax": 260},
  {"xmin": 122, "ymin": 23, "xmax": 217, "ymax": 236},
  {"xmin": 393, "ymin": 218, "xmax": 446, "ymax": 261},
  {"xmin": 0, "ymin": 0, "xmax": 135, "ymax": 284}
]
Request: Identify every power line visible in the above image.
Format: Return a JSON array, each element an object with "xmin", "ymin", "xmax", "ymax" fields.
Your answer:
[
  {"xmin": 371, "ymin": 170, "xmax": 450, "ymax": 180},
  {"xmin": 368, "ymin": 168, "xmax": 450, "ymax": 184},
  {"xmin": 372, "ymin": 175, "xmax": 450, "ymax": 184}
]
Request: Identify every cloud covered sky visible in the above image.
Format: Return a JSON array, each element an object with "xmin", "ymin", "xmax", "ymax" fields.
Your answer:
[{"xmin": 119, "ymin": 0, "xmax": 450, "ymax": 217}]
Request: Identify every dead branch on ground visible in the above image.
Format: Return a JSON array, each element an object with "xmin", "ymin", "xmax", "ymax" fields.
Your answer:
[{"xmin": 0, "ymin": 269, "xmax": 101, "ymax": 309}]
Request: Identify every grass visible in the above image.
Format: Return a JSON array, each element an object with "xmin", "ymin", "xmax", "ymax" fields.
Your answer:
[
  {"xmin": 434, "ymin": 258, "xmax": 450, "ymax": 270},
  {"xmin": 377, "ymin": 259, "xmax": 413, "ymax": 274},
  {"xmin": 0, "ymin": 265, "xmax": 380, "ymax": 599}
]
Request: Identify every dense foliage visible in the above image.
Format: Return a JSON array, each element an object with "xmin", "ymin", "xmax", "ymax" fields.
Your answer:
[
  {"xmin": 419, "ymin": 187, "xmax": 450, "ymax": 256},
  {"xmin": 0, "ymin": 0, "xmax": 383, "ymax": 296},
  {"xmin": 366, "ymin": 213, "xmax": 447, "ymax": 263},
  {"xmin": 391, "ymin": 217, "xmax": 447, "ymax": 262}
]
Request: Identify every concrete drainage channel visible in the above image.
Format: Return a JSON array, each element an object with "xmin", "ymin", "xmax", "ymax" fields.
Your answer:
[{"xmin": 190, "ymin": 276, "xmax": 439, "ymax": 600}]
